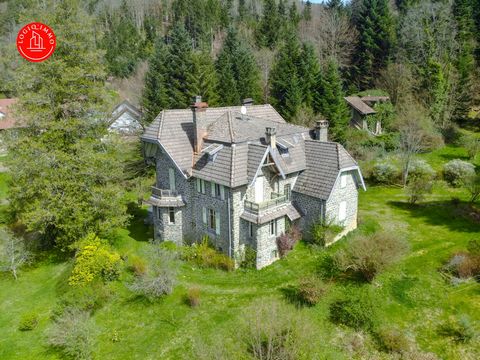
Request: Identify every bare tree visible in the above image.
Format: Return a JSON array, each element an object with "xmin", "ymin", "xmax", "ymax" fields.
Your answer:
[
  {"xmin": 0, "ymin": 229, "xmax": 31, "ymax": 280},
  {"xmin": 376, "ymin": 63, "xmax": 416, "ymax": 106},
  {"xmin": 254, "ymin": 48, "xmax": 276, "ymax": 103}
]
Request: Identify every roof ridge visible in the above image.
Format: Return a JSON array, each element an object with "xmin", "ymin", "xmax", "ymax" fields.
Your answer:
[
  {"xmin": 336, "ymin": 143, "xmax": 340, "ymax": 170},
  {"xmin": 227, "ymin": 111, "xmax": 235, "ymax": 142},
  {"xmin": 157, "ymin": 111, "xmax": 165, "ymax": 140}
]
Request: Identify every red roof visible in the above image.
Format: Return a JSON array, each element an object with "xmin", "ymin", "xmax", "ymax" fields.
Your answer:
[{"xmin": 0, "ymin": 98, "xmax": 21, "ymax": 130}]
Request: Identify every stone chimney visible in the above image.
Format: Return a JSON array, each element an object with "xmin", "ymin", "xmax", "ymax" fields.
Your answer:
[
  {"xmin": 242, "ymin": 98, "xmax": 254, "ymax": 106},
  {"xmin": 191, "ymin": 96, "xmax": 209, "ymax": 153},
  {"xmin": 315, "ymin": 120, "xmax": 329, "ymax": 142},
  {"xmin": 265, "ymin": 127, "xmax": 277, "ymax": 149}
]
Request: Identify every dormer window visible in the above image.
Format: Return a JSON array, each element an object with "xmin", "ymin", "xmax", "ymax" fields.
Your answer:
[
  {"xmin": 276, "ymin": 140, "xmax": 290, "ymax": 157},
  {"xmin": 202, "ymin": 143, "xmax": 224, "ymax": 162}
]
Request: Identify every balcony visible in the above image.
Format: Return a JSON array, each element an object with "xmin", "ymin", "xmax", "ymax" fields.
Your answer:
[
  {"xmin": 148, "ymin": 186, "xmax": 185, "ymax": 207},
  {"xmin": 244, "ymin": 192, "xmax": 288, "ymax": 214}
]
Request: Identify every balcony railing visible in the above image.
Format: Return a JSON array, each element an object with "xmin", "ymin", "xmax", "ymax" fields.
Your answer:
[
  {"xmin": 244, "ymin": 192, "xmax": 288, "ymax": 213},
  {"xmin": 151, "ymin": 187, "xmax": 180, "ymax": 199}
]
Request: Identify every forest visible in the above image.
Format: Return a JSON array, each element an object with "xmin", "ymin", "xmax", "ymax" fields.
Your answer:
[{"xmin": 0, "ymin": 0, "xmax": 479, "ymax": 359}]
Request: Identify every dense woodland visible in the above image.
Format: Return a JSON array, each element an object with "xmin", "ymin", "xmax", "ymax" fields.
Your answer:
[{"xmin": 0, "ymin": 1, "xmax": 479, "ymax": 359}]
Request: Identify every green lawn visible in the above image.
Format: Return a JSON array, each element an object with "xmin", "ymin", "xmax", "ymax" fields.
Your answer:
[{"xmin": 0, "ymin": 149, "xmax": 479, "ymax": 359}]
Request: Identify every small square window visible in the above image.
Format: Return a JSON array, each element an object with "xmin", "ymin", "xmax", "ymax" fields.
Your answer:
[
  {"xmin": 168, "ymin": 207, "xmax": 175, "ymax": 224},
  {"xmin": 269, "ymin": 220, "xmax": 277, "ymax": 236}
]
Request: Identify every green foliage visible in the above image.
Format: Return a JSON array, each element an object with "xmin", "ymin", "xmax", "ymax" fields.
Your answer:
[
  {"xmin": 443, "ymin": 159, "xmax": 475, "ymax": 187},
  {"xmin": 334, "ymin": 231, "xmax": 409, "ymax": 282},
  {"xmin": 375, "ymin": 327, "xmax": 411, "ymax": 353},
  {"xmin": 7, "ymin": 1, "xmax": 129, "ymax": 250},
  {"xmin": 371, "ymin": 161, "xmax": 400, "ymax": 185},
  {"xmin": 46, "ymin": 308, "xmax": 97, "ymax": 360},
  {"xmin": 406, "ymin": 159, "xmax": 435, "ymax": 204},
  {"xmin": 329, "ymin": 287, "xmax": 379, "ymax": 332},
  {"xmin": 439, "ymin": 314, "xmax": 477, "ymax": 343},
  {"xmin": 295, "ymin": 276, "xmax": 328, "ymax": 306},
  {"xmin": 240, "ymin": 245, "xmax": 257, "ymax": 269},
  {"xmin": 314, "ymin": 59, "xmax": 350, "ymax": 142},
  {"xmin": 127, "ymin": 255, "xmax": 147, "ymax": 276},
  {"xmin": 308, "ymin": 219, "xmax": 343, "ymax": 247},
  {"xmin": 55, "ymin": 282, "xmax": 112, "ymax": 316},
  {"xmin": 187, "ymin": 51, "xmax": 220, "ymax": 106},
  {"xmin": 182, "ymin": 239, "xmax": 234, "ymax": 271},
  {"xmin": 371, "ymin": 101, "xmax": 395, "ymax": 132},
  {"xmin": 18, "ymin": 312, "xmax": 39, "ymax": 331},
  {"xmin": 255, "ymin": 0, "xmax": 281, "ymax": 48},
  {"xmin": 186, "ymin": 286, "xmax": 201, "ymax": 307},
  {"xmin": 461, "ymin": 134, "xmax": 480, "ymax": 159},
  {"xmin": 68, "ymin": 234, "xmax": 121, "ymax": 286}
]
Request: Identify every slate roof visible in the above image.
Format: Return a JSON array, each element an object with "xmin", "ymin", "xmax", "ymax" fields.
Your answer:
[
  {"xmin": 294, "ymin": 140, "xmax": 360, "ymax": 200},
  {"xmin": 142, "ymin": 104, "xmax": 363, "ymax": 199},
  {"xmin": 345, "ymin": 96, "xmax": 376, "ymax": 115},
  {"xmin": 241, "ymin": 203, "xmax": 302, "ymax": 225}
]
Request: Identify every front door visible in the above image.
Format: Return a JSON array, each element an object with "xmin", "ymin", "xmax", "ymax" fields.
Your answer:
[{"xmin": 255, "ymin": 176, "xmax": 264, "ymax": 203}]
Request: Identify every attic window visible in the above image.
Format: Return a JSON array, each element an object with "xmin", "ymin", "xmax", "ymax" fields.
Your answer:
[
  {"xmin": 202, "ymin": 143, "xmax": 224, "ymax": 162},
  {"xmin": 276, "ymin": 141, "xmax": 290, "ymax": 157}
]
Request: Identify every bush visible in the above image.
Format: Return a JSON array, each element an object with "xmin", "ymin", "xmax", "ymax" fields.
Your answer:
[
  {"xmin": 371, "ymin": 161, "xmax": 399, "ymax": 184},
  {"xmin": 462, "ymin": 134, "xmax": 480, "ymax": 159},
  {"xmin": 240, "ymin": 245, "xmax": 257, "ymax": 269},
  {"xmin": 375, "ymin": 327, "xmax": 411, "ymax": 353},
  {"xmin": 438, "ymin": 314, "xmax": 477, "ymax": 343},
  {"xmin": 409, "ymin": 159, "xmax": 435, "ymax": 180},
  {"xmin": 182, "ymin": 239, "xmax": 234, "ymax": 271},
  {"xmin": 186, "ymin": 286, "xmax": 201, "ymax": 307},
  {"xmin": 128, "ymin": 247, "xmax": 179, "ymax": 300},
  {"xmin": 54, "ymin": 282, "xmax": 112, "ymax": 317},
  {"xmin": 276, "ymin": 225, "xmax": 301, "ymax": 257},
  {"xmin": 295, "ymin": 277, "xmax": 327, "ymax": 306},
  {"xmin": 46, "ymin": 308, "xmax": 97, "ymax": 360},
  {"xmin": 406, "ymin": 175, "xmax": 433, "ymax": 204},
  {"xmin": 128, "ymin": 255, "xmax": 147, "ymax": 276},
  {"xmin": 68, "ymin": 234, "xmax": 122, "ymax": 286},
  {"xmin": 308, "ymin": 220, "xmax": 343, "ymax": 247},
  {"xmin": 329, "ymin": 288, "xmax": 378, "ymax": 332},
  {"xmin": 18, "ymin": 312, "xmax": 39, "ymax": 331},
  {"xmin": 443, "ymin": 251, "xmax": 480, "ymax": 279},
  {"xmin": 334, "ymin": 231, "xmax": 409, "ymax": 282},
  {"xmin": 443, "ymin": 159, "xmax": 475, "ymax": 187}
]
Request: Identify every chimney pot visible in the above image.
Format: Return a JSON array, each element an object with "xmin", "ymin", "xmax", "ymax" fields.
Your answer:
[
  {"xmin": 265, "ymin": 127, "xmax": 277, "ymax": 149},
  {"xmin": 315, "ymin": 120, "xmax": 329, "ymax": 141}
]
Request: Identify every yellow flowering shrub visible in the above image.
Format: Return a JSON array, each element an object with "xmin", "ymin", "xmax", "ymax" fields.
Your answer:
[{"xmin": 68, "ymin": 234, "xmax": 121, "ymax": 286}]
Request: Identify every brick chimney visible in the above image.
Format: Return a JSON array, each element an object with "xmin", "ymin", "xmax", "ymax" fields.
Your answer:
[
  {"xmin": 315, "ymin": 120, "xmax": 329, "ymax": 142},
  {"xmin": 265, "ymin": 127, "xmax": 277, "ymax": 149},
  {"xmin": 191, "ymin": 96, "xmax": 208, "ymax": 153}
]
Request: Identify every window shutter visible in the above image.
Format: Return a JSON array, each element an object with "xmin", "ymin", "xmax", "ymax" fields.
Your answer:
[
  {"xmin": 220, "ymin": 185, "xmax": 225, "ymax": 200},
  {"xmin": 341, "ymin": 173, "xmax": 347, "ymax": 188},
  {"xmin": 202, "ymin": 207, "xmax": 207, "ymax": 224},
  {"xmin": 339, "ymin": 201, "xmax": 347, "ymax": 221},
  {"xmin": 215, "ymin": 212, "xmax": 220, "ymax": 235},
  {"xmin": 211, "ymin": 182, "xmax": 215, "ymax": 197},
  {"xmin": 169, "ymin": 168, "xmax": 176, "ymax": 191}
]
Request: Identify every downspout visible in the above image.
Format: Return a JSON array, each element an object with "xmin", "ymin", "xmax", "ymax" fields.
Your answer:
[{"xmin": 227, "ymin": 195, "xmax": 232, "ymax": 259}]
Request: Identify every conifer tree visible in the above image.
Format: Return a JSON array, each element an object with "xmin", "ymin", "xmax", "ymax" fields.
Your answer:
[
  {"xmin": 353, "ymin": 0, "xmax": 395, "ymax": 89},
  {"xmin": 165, "ymin": 23, "xmax": 194, "ymax": 109},
  {"xmin": 303, "ymin": 0, "xmax": 312, "ymax": 21},
  {"xmin": 256, "ymin": 0, "xmax": 280, "ymax": 48},
  {"xmin": 188, "ymin": 51, "xmax": 220, "ymax": 106},
  {"xmin": 289, "ymin": 2, "xmax": 300, "ymax": 27},
  {"xmin": 327, "ymin": 0, "xmax": 343, "ymax": 10},
  {"xmin": 8, "ymin": 0, "xmax": 128, "ymax": 250},
  {"xmin": 142, "ymin": 38, "xmax": 169, "ymax": 123},
  {"xmin": 299, "ymin": 43, "xmax": 321, "ymax": 109},
  {"xmin": 314, "ymin": 60, "xmax": 350, "ymax": 142}
]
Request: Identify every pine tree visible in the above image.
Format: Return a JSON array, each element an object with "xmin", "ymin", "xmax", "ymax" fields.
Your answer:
[
  {"xmin": 8, "ymin": 0, "xmax": 128, "ymax": 250},
  {"xmin": 256, "ymin": 0, "xmax": 280, "ymax": 48},
  {"xmin": 314, "ymin": 60, "xmax": 350, "ymax": 142},
  {"xmin": 303, "ymin": 0, "xmax": 312, "ymax": 21},
  {"xmin": 289, "ymin": 2, "xmax": 300, "ymax": 27},
  {"xmin": 452, "ymin": 0, "xmax": 476, "ymax": 123},
  {"xmin": 353, "ymin": 0, "xmax": 395, "ymax": 89},
  {"xmin": 327, "ymin": 0, "xmax": 343, "ymax": 10},
  {"xmin": 142, "ymin": 38, "xmax": 170, "ymax": 123},
  {"xmin": 216, "ymin": 28, "xmax": 262, "ymax": 105},
  {"xmin": 188, "ymin": 51, "xmax": 220, "ymax": 106},
  {"xmin": 165, "ymin": 23, "xmax": 194, "ymax": 109},
  {"xmin": 298, "ymin": 43, "xmax": 321, "ymax": 109},
  {"xmin": 284, "ymin": 74, "xmax": 303, "ymax": 120}
]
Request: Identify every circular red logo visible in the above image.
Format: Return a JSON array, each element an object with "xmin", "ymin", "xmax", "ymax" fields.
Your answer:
[{"xmin": 16, "ymin": 22, "xmax": 56, "ymax": 62}]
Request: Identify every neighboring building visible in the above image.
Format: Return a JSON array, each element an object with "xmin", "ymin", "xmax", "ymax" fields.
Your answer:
[
  {"xmin": 0, "ymin": 98, "xmax": 22, "ymax": 131},
  {"xmin": 108, "ymin": 100, "xmax": 143, "ymax": 136},
  {"xmin": 141, "ymin": 98, "xmax": 365, "ymax": 269},
  {"xmin": 345, "ymin": 95, "xmax": 390, "ymax": 135}
]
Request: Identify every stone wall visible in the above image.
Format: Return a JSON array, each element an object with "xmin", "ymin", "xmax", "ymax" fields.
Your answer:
[
  {"xmin": 325, "ymin": 170, "xmax": 358, "ymax": 234},
  {"xmin": 255, "ymin": 216, "xmax": 284, "ymax": 268},
  {"xmin": 292, "ymin": 192, "xmax": 325, "ymax": 236}
]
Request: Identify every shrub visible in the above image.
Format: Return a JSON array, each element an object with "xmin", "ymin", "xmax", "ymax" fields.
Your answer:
[
  {"xmin": 18, "ymin": 312, "xmax": 39, "ymax": 331},
  {"xmin": 54, "ymin": 282, "xmax": 112, "ymax": 317},
  {"xmin": 276, "ymin": 225, "xmax": 301, "ymax": 257},
  {"xmin": 308, "ymin": 219, "xmax": 343, "ymax": 247},
  {"xmin": 329, "ymin": 288, "xmax": 378, "ymax": 332},
  {"xmin": 186, "ymin": 286, "xmax": 201, "ymax": 307},
  {"xmin": 464, "ymin": 173, "xmax": 480, "ymax": 203},
  {"xmin": 128, "ymin": 255, "xmax": 147, "ymax": 276},
  {"xmin": 371, "ymin": 161, "xmax": 399, "ymax": 184},
  {"xmin": 334, "ymin": 231, "xmax": 409, "ymax": 282},
  {"xmin": 240, "ymin": 245, "xmax": 257, "ymax": 269},
  {"xmin": 295, "ymin": 276, "xmax": 327, "ymax": 306},
  {"xmin": 128, "ymin": 247, "xmax": 179, "ymax": 300},
  {"xmin": 409, "ymin": 159, "xmax": 435, "ymax": 180},
  {"xmin": 46, "ymin": 308, "xmax": 97, "ymax": 360},
  {"xmin": 375, "ymin": 327, "xmax": 411, "ymax": 353},
  {"xmin": 438, "ymin": 314, "xmax": 477, "ymax": 343},
  {"xmin": 443, "ymin": 251, "xmax": 480, "ymax": 279},
  {"xmin": 406, "ymin": 175, "xmax": 433, "ymax": 204},
  {"xmin": 462, "ymin": 134, "xmax": 480, "ymax": 159},
  {"xmin": 443, "ymin": 159, "xmax": 475, "ymax": 187},
  {"xmin": 68, "ymin": 234, "xmax": 121, "ymax": 286},
  {"xmin": 182, "ymin": 239, "xmax": 234, "ymax": 271}
]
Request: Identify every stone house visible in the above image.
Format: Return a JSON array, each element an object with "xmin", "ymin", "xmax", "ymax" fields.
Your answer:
[
  {"xmin": 141, "ymin": 98, "xmax": 365, "ymax": 269},
  {"xmin": 108, "ymin": 100, "xmax": 143, "ymax": 136},
  {"xmin": 345, "ymin": 95, "xmax": 390, "ymax": 135}
]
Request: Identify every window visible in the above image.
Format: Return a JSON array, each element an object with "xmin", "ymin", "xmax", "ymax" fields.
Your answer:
[
  {"xmin": 169, "ymin": 168, "xmax": 176, "ymax": 191},
  {"xmin": 248, "ymin": 222, "xmax": 254, "ymax": 238},
  {"xmin": 339, "ymin": 201, "xmax": 347, "ymax": 222},
  {"xmin": 271, "ymin": 249, "xmax": 278, "ymax": 259},
  {"xmin": 210, "ymin": 182, "xmax": 225, "ymax": 200},
  {"xmin": 202, "ymin": 207, "xmax": 207, "ymax": 224},
  {"xmin": 278, "ymin": 147, "xmax": 289, "ymax": 157},
  {"xmin": 284, "ymin": 184, "xmax": 291, "ymax": 200},
  {"xmin": 196, "ymin": 178, "xmax": 206, "ymax": 194},
  {"xmin": 340, "ymin": 173, "xmax": 347, "ymax": 188},
  {"xmin": 208, "ymin": 209, "xmax": 221, "ymax": 235},
  {"xmin": 168, "ymin": 207, "xmax": 175, "ymax": 224},
  {"xmin": 269, "ymin": 219, "xmax": 277, "ymax": 236}
]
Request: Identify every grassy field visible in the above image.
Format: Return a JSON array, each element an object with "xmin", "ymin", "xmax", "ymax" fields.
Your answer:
[{"xmin": 0, "ymin": 148, "xmax": 479, "ymax": 359}]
